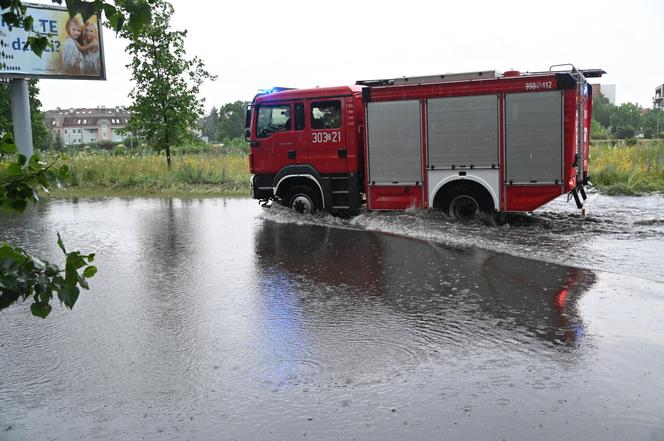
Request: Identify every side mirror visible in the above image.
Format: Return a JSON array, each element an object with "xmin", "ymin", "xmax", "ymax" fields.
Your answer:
[{"xmin": 244, "ymin": 108, "xmax": 252, "ymax": 142}]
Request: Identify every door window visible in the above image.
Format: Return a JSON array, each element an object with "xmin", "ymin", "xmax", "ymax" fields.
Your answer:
[
  {"xmin": 256, "ymin": 104, "xmax": 291, "ymax": 138},
  {"xmin": 311, "ymin": 101, "xmax": 341, "ymax": 129}
]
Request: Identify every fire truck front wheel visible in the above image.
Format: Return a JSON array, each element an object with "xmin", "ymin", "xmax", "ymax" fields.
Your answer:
[
  {"xmin": 436, "ymin": 184, "xmax": 493, "ymax": 221},
  {"xmin": 284, "ymin": 185, "xmax": 322, "ymax": 215}
]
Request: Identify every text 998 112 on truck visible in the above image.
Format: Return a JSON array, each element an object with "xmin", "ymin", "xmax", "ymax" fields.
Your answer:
[{"xmin": 246, "ymin": 65, "xmax": 605, "ymax": 221}]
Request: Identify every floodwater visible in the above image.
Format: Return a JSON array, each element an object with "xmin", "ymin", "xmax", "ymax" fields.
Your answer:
[{"xmin": 0, "ymin": 196, "xmax": 663, "ymax": 440}]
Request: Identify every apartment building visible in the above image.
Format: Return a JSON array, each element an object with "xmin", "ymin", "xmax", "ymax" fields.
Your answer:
[{"xmin": 44, "ymin": 106, "xmax": 131, "ymax": 145}]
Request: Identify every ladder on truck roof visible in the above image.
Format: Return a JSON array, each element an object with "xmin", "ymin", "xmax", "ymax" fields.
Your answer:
[{"xmin": 356, "ymin": 70, "xmax": 497, "ymax": 87}]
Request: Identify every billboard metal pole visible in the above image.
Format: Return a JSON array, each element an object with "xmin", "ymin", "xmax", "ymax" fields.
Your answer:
[{"xmin": 10, "ymin": 78, "xmax": 34, "ymax": 157}]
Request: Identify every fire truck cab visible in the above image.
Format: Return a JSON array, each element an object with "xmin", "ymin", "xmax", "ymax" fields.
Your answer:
[{"xmin": 247, "ymin": 65, "xmax": 604, "ymax": 219}]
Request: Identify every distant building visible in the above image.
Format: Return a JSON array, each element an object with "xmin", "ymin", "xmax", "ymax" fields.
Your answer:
[
  {"xmin": 655, "ymin": 84, "xmax": 664, "ymax": 109},
  {"xmin": 44, "ymin": 106, "xmax": 131, "ymax": 146},
  {"xmin": 590, "ymin": 83, "xmax": 616, "ymax": 104}
]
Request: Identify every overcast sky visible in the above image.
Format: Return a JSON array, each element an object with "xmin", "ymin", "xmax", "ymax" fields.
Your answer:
[{"xmin": 34, "ymin": 0, "xmax": 664, "ymax": 111}]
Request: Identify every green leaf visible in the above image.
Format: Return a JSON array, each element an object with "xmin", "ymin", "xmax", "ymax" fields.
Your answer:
[
  {"xmin": 66, "ymin": 0, "xmax": 80, "ymax": 18},
  {"xmin": 61, "ymin": 285, "xmax": 80, "ymax": 309},
  {"xmin": 22, "ymin": 15, "xmax": 33, "ymax": 31},
  {"xmin": 83, "ymin": 266, "xmax": 97, "ymax": 278},
  {"xmin": 103, "ymin": 3, "xmax": 118, "ymax": 18},
  {"xmin": 0, "ymin": 244, "xmax": 23, "ymax": 261},
  {"xmin": 0, "ymin": 141, "xmax": 17, "ymax": 154},
  {"xmin": 6, "ymin": 163, "xmax": 23, "ymax": 176},
  {"xmin": 2, "ymin": 12, "xmax": 18, "ymax": 26},
  {"xmin": 77, "ymin": 2, "xmax": 98, "ymax": 22},
  {"xmin": 30, "ymin": 302, "xmax": 52, "ymax": 318},
  {"xmin": 107, "ymin": 11, "xmax": 124, "ymax": 32},
  {"xmin": 26, "ymin": 36, "xmax": 48, "ymax": 58},
  {"xmin": 127, "ymin": 1, "xmax": 151, "ymax": 38}
]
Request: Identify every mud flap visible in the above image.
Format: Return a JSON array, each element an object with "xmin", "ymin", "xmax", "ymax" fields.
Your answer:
[
  {"xmin": 578, "ymin": 184, "xmax": 587, "ymax": 201},
  {"xmin": 570, "ymin": 188, "xmax": 583, "ymax": 209}
]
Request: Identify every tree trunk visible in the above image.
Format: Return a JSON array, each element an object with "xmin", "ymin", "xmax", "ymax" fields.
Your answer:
[{"xmin": 165, "ymin": 144, "xmax": 172, "ymax": 169}]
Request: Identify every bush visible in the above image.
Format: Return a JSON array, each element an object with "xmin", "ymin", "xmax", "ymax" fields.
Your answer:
[
  {"xmin": 614, "ymin": 125, "xmax": 636, "ymax": 139},
  {"xmin": 112, "ymin": 145, "xmax": 128, "ymax": 156},
  {"xmin": 122, "ymin": 136, "xmax": 139, "ymax": 148},
  {"xmin": 591, "ymin": 119, "xmax": 609, "ymax": 140}
]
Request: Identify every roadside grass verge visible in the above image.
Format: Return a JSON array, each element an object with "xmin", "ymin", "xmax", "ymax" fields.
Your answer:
[
  {"xmin": 590, "ymin": 140, "xmax": 664, "ymax": 195},
  {"xmin": 40, "ymin": 150, "xmax": 251, "ymax": 197}
]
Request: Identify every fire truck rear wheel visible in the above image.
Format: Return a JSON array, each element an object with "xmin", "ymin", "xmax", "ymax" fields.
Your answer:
[
  {"xmin": 284, "ymin": 185, "xmax": 322, "ymax": 215},
  {"xmin": 438, "ymin": 185, "xmax": 493, "ymax": 221}
]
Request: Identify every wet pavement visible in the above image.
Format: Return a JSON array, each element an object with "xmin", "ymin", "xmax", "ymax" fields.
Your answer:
[{"xmin": 1, "ymin": 197, "xmax": 663, "ymax": 440}]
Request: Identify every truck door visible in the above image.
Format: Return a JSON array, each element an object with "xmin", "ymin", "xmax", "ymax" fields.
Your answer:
[
  {"xmin": 306, "ymin": 99, "xmax": 348, "ymax": 174},
  {"xmin": 253, "ymin": 102, "xmax": 301, "ymax": 173}
]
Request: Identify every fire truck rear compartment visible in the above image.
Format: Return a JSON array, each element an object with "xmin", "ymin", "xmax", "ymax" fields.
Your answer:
[
  {"xmin": 504, "ymin": 91, "xmax": 563, "ymax": 184},
  {"xmin": 366, "ymin": 100, "xmax": 423, "ymax": 210},
  {"xmin": 365, "ymin": 89, "xmax": 567, "ymax": 214}
]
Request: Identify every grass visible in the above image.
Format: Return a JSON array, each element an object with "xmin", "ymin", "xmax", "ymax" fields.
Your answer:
[
  {"xmin": 42, "ymin": 150, "xmax": 251, "ymax": 198},
  {"xmin": 4, "ymin": 141, "xmax": 662, "ymax": 198},
  {"xmin": 589, "ymin": 140, "xmax": 664, "ymax": 195}
]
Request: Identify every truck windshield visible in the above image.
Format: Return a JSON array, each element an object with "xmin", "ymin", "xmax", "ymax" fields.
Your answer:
[{"xmin": 256, "ymin": 104, "xmax": 291, "ymax": 138}]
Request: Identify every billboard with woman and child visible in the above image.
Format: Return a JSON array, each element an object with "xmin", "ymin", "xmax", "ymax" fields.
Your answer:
[{"xmin": 0, "ymin": 3, "xmax": 105, "ymax": 79}]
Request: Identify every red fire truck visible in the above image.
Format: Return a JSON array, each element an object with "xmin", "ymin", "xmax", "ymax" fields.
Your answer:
[{"xmin": 247, "ymin": 65, "xmax": 604, "ymax": 219}]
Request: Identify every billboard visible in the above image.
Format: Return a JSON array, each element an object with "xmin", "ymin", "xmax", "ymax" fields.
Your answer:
[{"xmin": 0, "ymin": 3, "xmax": 105, "ymax": 80}]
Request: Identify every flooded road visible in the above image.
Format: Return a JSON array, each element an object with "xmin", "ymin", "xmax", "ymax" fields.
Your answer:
[{"xmin": 1, "ymin": 196, "xmax": 663, "ymax": 440}]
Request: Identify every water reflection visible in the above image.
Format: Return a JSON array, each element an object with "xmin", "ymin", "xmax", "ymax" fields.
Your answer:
[{"xmin": 253, "ymin": 220, "xmax": 595, "ymax": 374}]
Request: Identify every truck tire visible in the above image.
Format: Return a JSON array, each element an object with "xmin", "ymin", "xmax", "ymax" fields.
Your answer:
[
  {"xmin": 284, "ymin": 184, "xmax": 322, "ymax": 214},
  {"xmin": 437, "ymin": 184, "xmax": 494, "ymax": 221}
]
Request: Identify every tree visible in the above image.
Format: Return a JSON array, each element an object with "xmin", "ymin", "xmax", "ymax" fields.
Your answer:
[
  {"xmin": 218, "ymin": 101, "xmax": 248, "ymax": 142},
  {"xmin": 642, "ymin": 108, "xmax": 664, "ymax": 139},
  {"xmin": 200, "ymin": 106, "xmax": 220, "ymax": 143},
  {"xmin": 614, "ymin": 125, "xmax": 636, "ymax": 139},
  {"xmin": 592, "ymin": 93, "xmax": 615, "ymax": 129},
  {"xmin": 27, "ymin": 81, "xmax": 50, "ymax": 150},
  {"xmin": 614, "ymin": 102, "xmax": 642, "ymax": 133},
  {"xmin": 123, "ymin": 0, "xmax": 215, "ymax": 168},
  {"xmin": 591, "ymin": 93, "xmax": 651, "ymax": 139}
]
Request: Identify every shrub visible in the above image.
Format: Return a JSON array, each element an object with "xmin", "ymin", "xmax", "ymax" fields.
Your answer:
[{"xmin": 113, "ymin": 145, "xmax": 128, "ymax": 156}]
